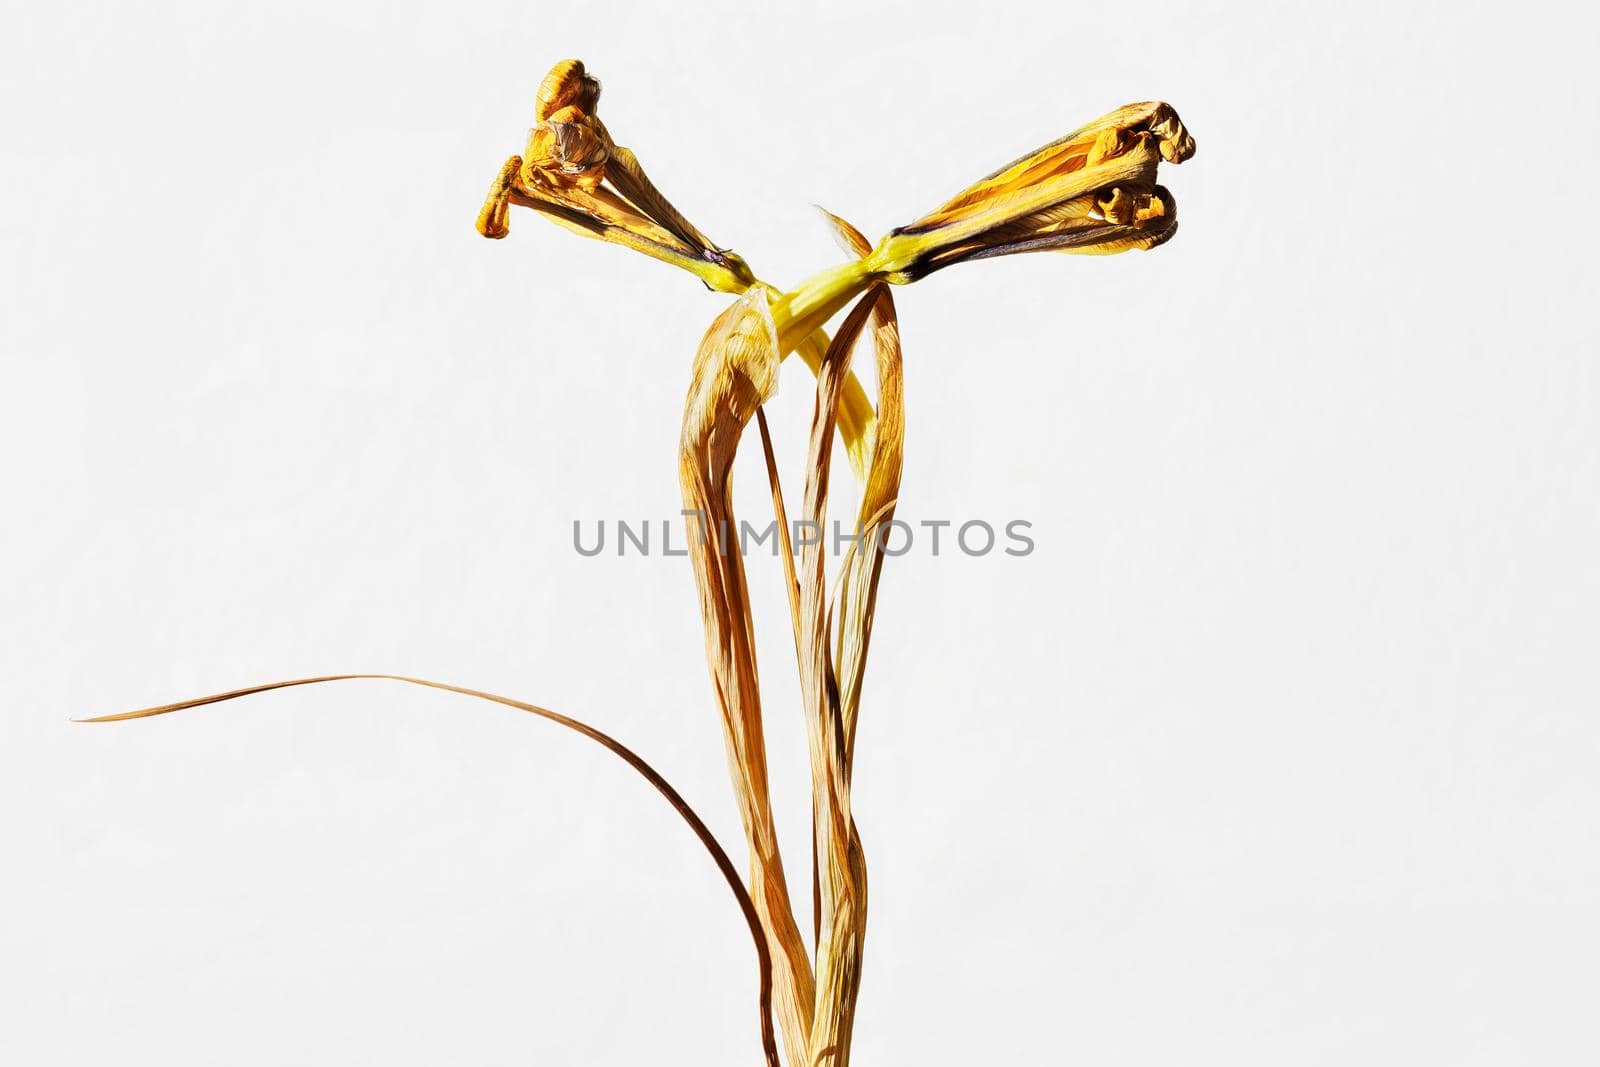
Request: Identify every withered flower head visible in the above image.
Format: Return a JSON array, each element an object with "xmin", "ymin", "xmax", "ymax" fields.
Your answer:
[
  {"xmin": 524, "ymin": 59, "xmax": 609, "ymax": 189},
  {"xmin": 873, "ymin": 101, "xmax": 1196, "ymax": 281},
  {"xmin": 476, "ymin": 60, "xmax": 754, "ymax": 291}
]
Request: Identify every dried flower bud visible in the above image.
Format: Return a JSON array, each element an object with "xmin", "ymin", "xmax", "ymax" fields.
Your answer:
[
  {"xmin": 875, "ymin": 101, "xmax": 1195, "ymax": 279},
  {"xmin": 481, "ymin": 59, "xmax": 757, "ymax": 290}
]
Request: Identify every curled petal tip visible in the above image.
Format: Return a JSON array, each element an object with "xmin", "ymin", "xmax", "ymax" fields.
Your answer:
[
  {"xmin": 484, "ymin": 60, "xmax": 748, "ymax": 290},
  {"xmin": 535, "ymin": 59, "xmax": 601, "ymax": 122},
  {"xmin": 1147, "ymin": 103, "xmax": 1196, "ymax": 163},
  {"xmin": 476, "ymin": 155, "xmax": 521, "ymax": 239}
]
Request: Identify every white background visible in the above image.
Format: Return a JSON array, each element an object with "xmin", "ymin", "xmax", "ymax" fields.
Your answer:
[{"xmin": 3, "ymin": 1, "xmax": 1596, "ymax": 1064}]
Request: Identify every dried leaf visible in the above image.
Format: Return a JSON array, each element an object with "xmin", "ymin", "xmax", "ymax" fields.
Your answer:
[
  {"xmin": 816, "ymin": 207, "xmax": 873, "ymax": 259},
  {"xmin": 836, "ymin": 287, "xmax": 903, "ymax": 764},
  {"xmin": 791, "ymin": 291, "xmax": 879, "ymax": 1065},
  {"xmin": 80, "ymin": 673, "xmax": 780, "ymax": 1067},
  {"xmin": 679, "ymin": 289, "xmax": 817, "ymax": 1065}
]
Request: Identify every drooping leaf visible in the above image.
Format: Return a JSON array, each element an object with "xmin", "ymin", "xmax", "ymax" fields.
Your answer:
[
  {"xmin": 678, "ymin": 289, "xmax": 817, "ymax": 1065},
  {"xmin": 81, "ymin": 673, "xmax": 780, "ymax": 1067}
]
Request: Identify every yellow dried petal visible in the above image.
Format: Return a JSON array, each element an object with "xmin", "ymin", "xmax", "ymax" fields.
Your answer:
[
  {"xmin": 870, "ymin": 101, "xmax": 1194, "ymax": 277},
  {"xmin": 475, "ymin": 155, "xmax": 521, "ymax": 239},
  {"xmin": 534, "ymin": 58, "xmax": 600, "ymax": 122}
]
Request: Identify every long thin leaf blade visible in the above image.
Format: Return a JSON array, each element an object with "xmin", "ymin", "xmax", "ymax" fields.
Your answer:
[{"xmin": 80, "ymin": 673, "xmax": 780, "ymax": 1067}]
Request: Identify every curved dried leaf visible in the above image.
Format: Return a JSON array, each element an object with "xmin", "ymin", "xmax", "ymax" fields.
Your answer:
[
  {"xmin": 792, "ymin": 290, "xmax": 879, "ymax": 1065},
  {"xmin": 816, "ymin": 207, "xmax": 873, "ymax": 259},
  {"xmin": 80, "ymin": 673, "xmax": 779, "ymax": 1067},
  {"xmin": 837, "ymin": 286, "xmax": 903, "ymax": 763},
  {"xmin": 679, "ymin": 290, "xmax": 817, "ymax": 1064}
]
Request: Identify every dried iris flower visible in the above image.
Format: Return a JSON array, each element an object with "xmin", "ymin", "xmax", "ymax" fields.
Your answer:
[{"xmin": 89, "ymin": 58, "xmax": 1196, "ymax": 1067}]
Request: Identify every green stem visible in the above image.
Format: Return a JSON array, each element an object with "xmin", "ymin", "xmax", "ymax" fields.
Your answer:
[{"xmin": 769, "ymin": 257, "xmax": 884, "ymax": 355}]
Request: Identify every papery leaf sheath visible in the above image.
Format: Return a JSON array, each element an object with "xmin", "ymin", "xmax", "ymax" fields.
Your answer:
[{"xmin": 679, "ymin": 290, "xmax": 817, "ymax": 1065}]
